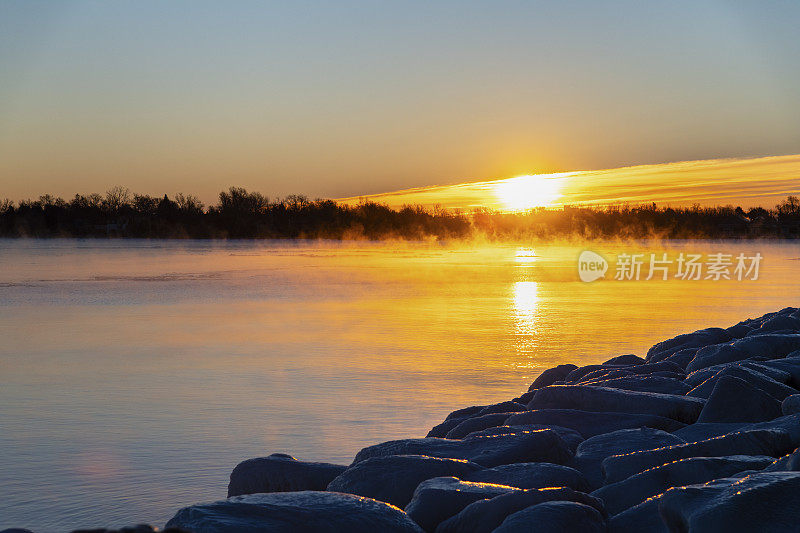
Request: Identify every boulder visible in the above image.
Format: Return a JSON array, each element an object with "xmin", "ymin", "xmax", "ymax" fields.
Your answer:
[
  {"xmin": 164, "ymin": 491, "xmax": 424, "ymax": 533},
  {"xmin": 685, "ymin": 360, "xmax": 791, "ymax": 388},
  {"xmin": 603, "ymin": 354, "xmax": 645, "ymax": 366},
  {"xmin": 576, "ymin": 361, "xmax": 684, "ymax": 383},
  {"xmin": 528, "ymin": 364, "xmax": 578, "ymax": 391},
  {"xmin": 581, "ymin": 375, "xmax": 690, "ymax": 395},
  {"xmin": 351, "ymin": 430, "xmax": 573, "ymax": 468},
  {"xmin": 464, "ymin": 424, "xmax": 584, "ymax": 452},
  {"xmin": 574, "ymin": 428, "xmax": 685, "ymax": 489},
  {"xmin": 505, "ymin": 409, "xmax": 685, "ymax": 438},
  {"xmin": 646, "ymin": 327, "xmax": 732, "ymax": 363},
  {"xmin": 696, "ymin": 376, "xmax": 782, "ymax": 423},
  {"xmin": 404, "ymin": 477, "xmax": 517, "ymax": 532},
  {"xmin": 436, "ymin": 487, "xmax": 604, "ymax": 533},
  {"xmin": 427, "ymin": 417, "xmax": 470, "ymax": 438},
  {"xmin": 445, "ymin": 413, "xmax": 517, "ymax": 439},
  {"xmin": 602, "ymin": 429, "xmax": 793, "ymax": 483},
  {"xmin": 475, "ymin": 401, "xmax": 527, "ymax": 416},
  {"xmin": 759, "ymin": 356, "xmax": 800, "ymax": 389},
  {"xmin": 765, "ymin": 446, "xmax": 800, "ymax": 471},
  {"xmin": 686, "ymin": 366, "xmax": 796, "ymax": 400},
  {"xmin": 593, "ymin": 455, "xmax": 774, "ymax": 515},
  {"xmin": 227, "ymin": 454, "xmax": 347, "ymax": 497},
  {"xmin": 492, "ymin": 501, "xmax": 606, "ymax": 533},
  {"xmin": 527, "ymin": 385, "xmax": 704, "ymax": 424},
  {"xmin": 782, "ymin": 394, "xmax": 800, "ymax": 416},
  {"xmin": 748, "ymin": 315, "xmax": 800, "ymax": 334},
  {"xmin": 326, "ymin": 455, "xmax": 482, "ymax": 508},
  {"xmin": 464, "ymin": 462, "xmax": 589, "ymax": 491},
  {"xmin": 607, "ymin": 496, "xmax": 667, "ymax": 533},
  {"xmin": 687, "ymin": 334, "xmax": 800, "ymax": 373},
  {"xmin": 658, "ymin": 472, "xmax": 800, "ymax": 532},
  {"xmin": 673, "ymin": 422, "xmax": 747, "ymax": 442}
]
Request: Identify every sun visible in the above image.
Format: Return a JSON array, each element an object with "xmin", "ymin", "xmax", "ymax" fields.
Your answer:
[{"xmin": 493, "ymin": 173, "xmax": 567, "ymax": 211}]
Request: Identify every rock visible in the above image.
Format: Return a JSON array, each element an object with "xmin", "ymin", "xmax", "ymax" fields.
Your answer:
[
  {"xmin": 576, "ymin": 361, "xmax": 684, "ymax": 383},
  {"xmin": 227, "ymin": 453, "xmax": 347, "ymax": 497},
  {"xmin": 581, "ymin": 375, "xmax": 690, "ymax": 395},
  {"xmin": 686, "ymin": 366, "xmax": 797, "ymax": 400},
  {"xmin": 759, "ymin": 356, "xmax": 800, "ymax": 389},
  {"xmin": 165, "ymin": 491, "xmax": 424, "ymax": 533},
  {"xmin": 593, "ymin": 455, "xmax": 774, "ymax": 515},
  {"xmin": 464, "ymin": 424, "xmax": 584, "ymax": 452},
  {"xmin": 527, "ymin": 385, "xmax": 704, "ymax": 424},
  {"xmin": 436, "ymin": 487, "xmax": 605, "ymax": 533},
  {"xmin": 696, "ymin": 376, "xmax": 783, "ymax": 423},
  {"xmin": 1, "ymin": 530, "xmax": 37, "ymax": 533},
  {"xmin": 492, "ymin": 501, "xmax": 606, "ymax": 533},
  {"xmin": 687, "ymin": 334, "xmax": 800, "ymax": 373},
  {"xmin": 748, "ymin": 315, "xmax": 800, "ymax": 334},
  {"xmin": 445, "ymin": 413, "xmax": 517, "ymax": 439},
  {"xmin": 351, "ymin": 430, "xmax": 573, "ymax": 468},
  {"xmin": 646, "ymin": 327, "xmax": 732, "ymax": 363},
  {"xmin": 673, "ymin": 422, "xmax": 747, "ymax": 442},
  {"xmin": 528, "ymin": 364, "xmax": 578, "ymax": 391},
  {"xmin": 326, "ymin": 455, "xmax": 482, "ymax": 508},
  {"xmin": 607, "ymin": 496, "xmax": 667, "ymax": 533},
  {"xmin": 505, "ymin": 409, "xmax": 685, "ymax": 438},
  {"xmin": 765, "ymin": 446, "xmax": 800, "ymax": 471},
  {"xmin": 574, "ymin": 428, "xmax": 685, "ymax": 489},
  {"xmin": 602, "ymin": 429, "xmax": 794, "ymax": 484},
  {"xmin": 427, "ymin": 417, "xmax": 469, "ymax": 438},
  {"xmin": 782, "ymin": 394, "xmax": 800, "ymax": 416},
  {"xmin": 464, "ymin": 462, "xmax": 589, "ymax": 491},
  {"xmin": 475, "ymin": 401, "xmax": 527, "ymax": 416},
  {"xmin": 445, "ymin": 406, "xmax": 486, "ymax": 420},
  {"xmin": 658, "ymin": 472, "xmax": 800, "ymax": 532},
  {"xmin": 603, "ymin": 354, "xmax": 645, "ymax": 366},
  {"xmin": 71, "ymin": 527, "xmax": 189, "ymax": 533},
  {"xmin": 685, "ymin": 360, "xmax": 791, "ymax": 387},
  {"xmin": 404, "ymin": 477, "xmax": 517, "ymax": 532}
]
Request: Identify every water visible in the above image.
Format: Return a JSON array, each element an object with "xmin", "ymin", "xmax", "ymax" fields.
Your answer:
[{"xmin": 0, "ymin": 238, "xmax": 798, "ymax": 531}]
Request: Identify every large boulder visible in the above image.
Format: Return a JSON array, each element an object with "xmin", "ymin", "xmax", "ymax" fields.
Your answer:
[
  {"xmin": 759, "ymin": 356, "xmax": 800, "ymax": 389},
  {"xmin": 527, "ymin": 385, "xmax": 704, "ymax": 424},
  {"xmin": 426, "ymin": 406, "xmax": 488, "ymax": 437},
  {"xmin": 646, "ymin": 327, "xmax": 732, "ymax": 363},
  {"xmin": 696, "ymin": 376, "xmax": 783, "ymax": 423},
  {"xmin": 444, "ymin": 413, "xmax": 517, "ymax": 439},
  {"xmin": 658, "ymin": 472, "xmax": 800, "ymax": 532},
  {"xmin": 326, "ymin": 455, "xmax": 482, "ymax": 508},
  {"xmin": 351, "ymin": 430, "xmax": 573, "ymax": 468},
  {"xmin": 227, "ymin": 454, "xmax": 347, "ymax": 497},
  {"xmin": 574, "ymin": 428, "xmax": 685, "ymax": 489},
  {"xmin": 404, "ymin": 477, "xmax": 517, "ymax": 532},
  {"xmin": 607, "ymin": 496, "xmax": 667, "ymax": 533},
  {"xmin": 164, "ymin": 491, "xmax": 424, "ymax": 533},
  {"xmin": 687, "ymin": 334, "xmax": 800, "ymax": 373},
  {"xmin": 436, "ymin": 487, "xmax": 605, "ymax": 533},
  {"xmin": 782, "ymin": 394, "xmax": 800, "ymax": 416},
  {"xmin": 686, "ymin": 366, "xmax": 797, "ymax": 400},
  {"xmin": 528, "ymin": 364, "xmax": 578, "ymax": 390},
  {"xmin": 463, "ymin": 462, "xmax": 589, "ymax": 491},
  {"xmin": 602, "ymin": 429, "xmax": 793, "ymax": 483},
  {"xmin": 593, "ymin": 455, "xmax": 774, "ymax": 515},
  {"xmin": 685, "ymin": 360, "xmax": 791, "ymax": 388},
  {"xmin": 603, "ymin": 354, "xmax": 645, "ymax": 366},
  {"xmin": 464, "ymin": 424, "xmax": 584, "ymax": 452},
  {"xmin": 505, "ymin": 409, "xmax": 685, "ymax": 438},
  {"xmin": 492, "ymin": 501, "xmax": 606, "ymax": 533},
  {"xmin": 580, "ymin": 375, "xmax": 690, "ymax": 395}
]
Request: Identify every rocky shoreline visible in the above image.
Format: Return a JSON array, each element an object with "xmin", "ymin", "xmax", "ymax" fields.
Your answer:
[{"xmin": 7, "ymin": 306, "xmax": 800, "ymax": 532}]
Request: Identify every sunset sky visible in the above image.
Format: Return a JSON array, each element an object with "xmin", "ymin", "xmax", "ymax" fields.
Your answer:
[{"xmin": 1, "ymin": 1, "xmax": 799, "ymax": 207}]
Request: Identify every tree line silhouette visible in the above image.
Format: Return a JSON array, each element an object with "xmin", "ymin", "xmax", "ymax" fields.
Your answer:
[{"xmin": 0, "ymin": 186, "xmax": 798, "ymax": 239}]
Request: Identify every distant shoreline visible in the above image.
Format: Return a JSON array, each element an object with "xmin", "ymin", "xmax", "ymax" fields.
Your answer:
[{"xmin": 1, "ymin": 187, "xmax": 798, "ymax": 240}]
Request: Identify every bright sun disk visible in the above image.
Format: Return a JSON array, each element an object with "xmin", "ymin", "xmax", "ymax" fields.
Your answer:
[{"xmin": 493, "ymin": 173, "xmax": 567, "ymax": 211}]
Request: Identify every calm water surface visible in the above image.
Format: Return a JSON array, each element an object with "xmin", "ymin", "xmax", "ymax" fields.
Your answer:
[{"xmin": 1, "ymin": 238, "xmax": 798, "ymax": 531}]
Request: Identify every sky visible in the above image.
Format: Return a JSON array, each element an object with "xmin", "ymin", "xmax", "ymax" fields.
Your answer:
[{"xmin": 1, "ymin": 1, "xmax": 800, "ymax": 207}]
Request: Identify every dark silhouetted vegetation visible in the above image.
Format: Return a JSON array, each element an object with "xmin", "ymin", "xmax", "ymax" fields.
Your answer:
[{"xmin": 0, "ymin": 187, "xmax": 798, "ymax": 240}]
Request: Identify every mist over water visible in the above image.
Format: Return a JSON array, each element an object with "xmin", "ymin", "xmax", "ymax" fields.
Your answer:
[{"xmin": 1, "ymin": 238, "xmax": 798, "ymax": 531}]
